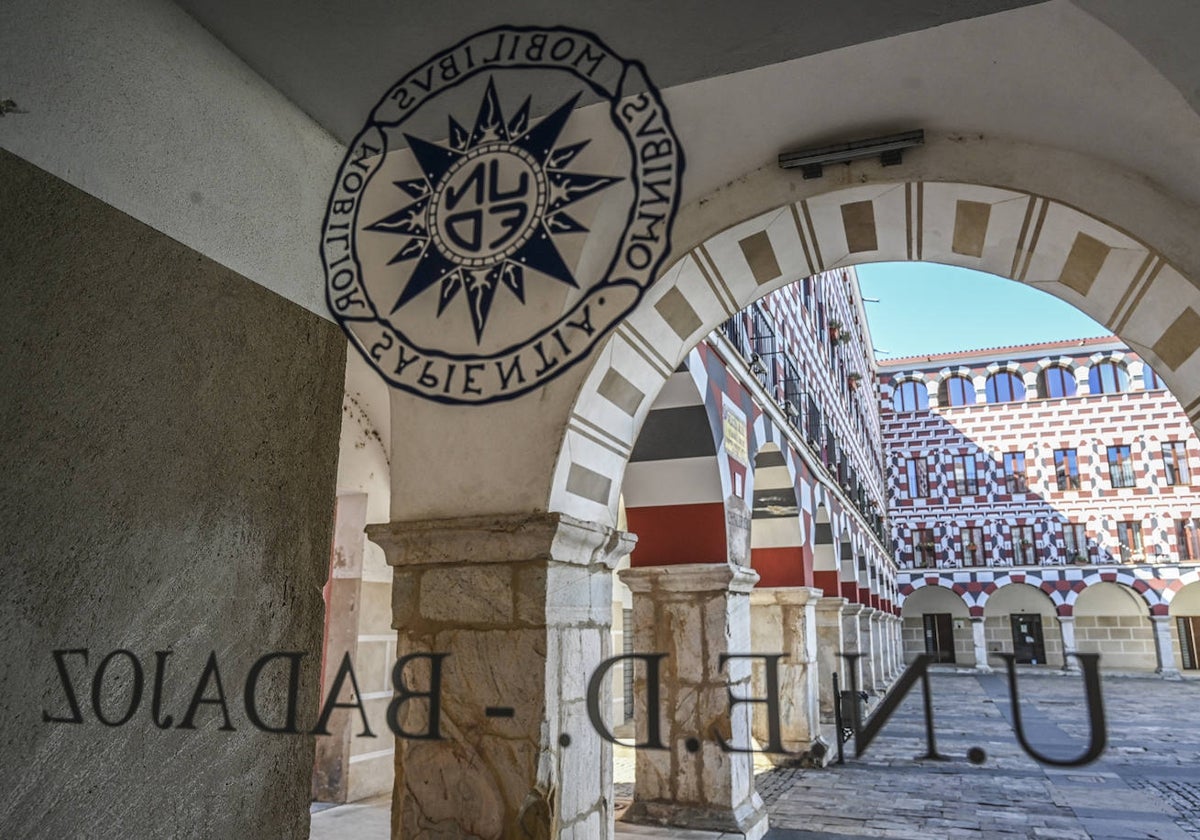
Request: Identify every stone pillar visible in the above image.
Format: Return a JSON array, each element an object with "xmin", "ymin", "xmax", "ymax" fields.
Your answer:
[
  {"xmin": 971, "ymin": 617, "xmax": 991, "ymax": 672},
  {"xmin": 879, "ymin": 616, "xmax": 895, "ymax": 682},
  {"xmin": 869, "ymin": 611, "xmax": 886, "ymax": 689},
  {"xmin": 1057, "ymin": 615, "xmax": 1079, "ymax": 671},
  {"xmin": 840, "ymin": 603, "xmax": 865, "ymax": 693},
  {"xmin": 313, "ymin": 493, "xmax": 367, "ymax": 803},
  {"xmin": 893, "ymin": 618, "xmax": 905, "ymax": 673},
  {"xmin": 619, "ymin": 564, "xmax": 769, "ymax": 840},
  {"xmin": 858, "ymin": 607, "xmax": 879, "ymax": 693},
  {"xmin": 749, "ymin": 587, "xmax": 824, "ymax": 763},
  {"xmin": 367, "ymin": 513, "xmax": 633, "ymax": 840},
  {"xmin": 814, "ymin": 597, "xmax": 847, "ymax": 724},
  {"xmin": 1151, "ymin": 615, "xmax": 1182, "ymax": 679}
]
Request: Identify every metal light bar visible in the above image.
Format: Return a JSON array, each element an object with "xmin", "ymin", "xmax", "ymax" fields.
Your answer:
[{"xmin": 779, "ymin": 130, "xmax": 924, "ymax": 179}]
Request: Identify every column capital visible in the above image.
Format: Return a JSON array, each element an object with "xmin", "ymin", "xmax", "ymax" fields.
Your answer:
[
  {"xmin": 842, "ymin": 602, "xmax": 866, "ymax": 617},
  {"xmin": 619, "ymin": 562, "xmax": 759, "ymax": 595},
  {"xmin": 970, "ymin": 615, "xmax": 986, "ymax": 624},
  {"xmin": 1057, "ymin": 615, "xmax": 1076, "ymax": 624},
  {"xmin": 749, "ymin": 586, "xmax": 823, "ymax": 607},
  {"xmin": 367, "ymin": 511, "xmax": 634, "ymax": 569},
  {"xmin": 816, "ymin": 595, "xmax": 848, "ymax": 613}
]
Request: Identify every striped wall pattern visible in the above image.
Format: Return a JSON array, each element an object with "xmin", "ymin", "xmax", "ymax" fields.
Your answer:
[
  {"xmin": 898, "ymin": 565, "xmax": 1200, "ymax": 617},
  {"xmin": 880, "ymin": 344, "xmax": 1200, "ymax": 569}
]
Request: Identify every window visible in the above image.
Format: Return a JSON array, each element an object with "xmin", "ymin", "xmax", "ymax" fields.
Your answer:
[
  {"xmin": 1164, "ymin": 441, "xmax": 1191, "ymax": 486},
  {"xmin": 1054, "ymin": 449, "xmax": 1080, "ymax": 491},
  {"xmin": 961, "ymin": 525, "xmax": 984, "ymax": 566},
  {"xmin": 952, "ymin": 454, "xmax": 979, "ymax": 495},
  {"xmin": 905, "ymin": 457, "xmax": 929, "ymax": 498},
  {"xmin": 913, "ymin": 527, "xmax": 936, "ymax": 568},
  {"xmin": 985, "ymin": 371, "xmax": 1026, "ymax": 404},
  {"xmin": 1062, "ymin": 522, "xmax": 1089, "ymax": 563},
  {"xmin": 1143, "ymin": 364, "xmax": 1164, "ymax": 390},
  {"xmin": 892, "ymin": 380, "xmax": 928, "ymax": 413},
  {"xmin": 1013, "ymin": 524, "xmax": 1037, "ymax": 565},
  {"xmin": 1003, "ymin": 452, "xmax": 1027, "ymax": 493},
  {"xmin": 1116, "ymin": 520, "xmax": 1143, "ymax": 561},
  {"xmin": 1088, "ymin": 360, "xmax": 1129, "ymax": 394},
  {"xmin": 1178, "ymin": 518, "xmax": 1200, "ymax": 561},
  {"xmin": 939, "ymin": 375, "xmax": 975, "ymax": 406},
  {"xmin": 1107, "ymin": 444, "xmax": 1135, "ymax": 488},
  {"xmin": 1038, "ymin": 365, "xmax": 1077, "ymax": 399}
]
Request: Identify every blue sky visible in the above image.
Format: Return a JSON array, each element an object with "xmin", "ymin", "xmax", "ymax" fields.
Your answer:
[{"xmin": 856, "ymin": 262, "xmax": 1111, "ymax": 359}]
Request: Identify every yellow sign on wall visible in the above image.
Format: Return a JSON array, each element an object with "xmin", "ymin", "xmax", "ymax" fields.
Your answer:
[{"xmin": 723, "ymin": 403, "xmax": 748, "ymax": 466}]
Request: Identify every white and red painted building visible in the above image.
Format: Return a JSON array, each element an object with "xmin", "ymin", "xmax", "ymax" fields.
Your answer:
[
  {"xmin": 612, "ymin": 267, "xmax": 903, "ymax": 751},
  {"xmin": 880, "ymin": 338, "xmax": 1200, "ymax": 674}
]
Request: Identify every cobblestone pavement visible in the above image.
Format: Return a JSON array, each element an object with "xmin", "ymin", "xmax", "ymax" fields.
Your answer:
[
  {"xmin": 312, "ymin": 671, "xmax": 1200, "ymax": 839},
  {"xmin": 761, "ymin": 670, "xmax": 1200, "ymax": 840}
]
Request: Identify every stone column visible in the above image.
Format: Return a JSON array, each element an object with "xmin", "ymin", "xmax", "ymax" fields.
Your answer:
[
  {"xmin": 814, "ymin": 597, "xmax": 847, "ymax": 725},
  {"xmin": 879, "ymin": 616, "xmax": 895, "ymax": 682},
  {"xmin": 1151, "ymin": 615, "xmax": 1182, "ymax": 679},
  {"xmin": 858, "ymin": 607, "xmax": 879, "ymax": 693},
  {"xmin": 1057, "ymin": 616, "xmax": 1079, "ymax": 672},
  {"xmin": 367, "ymin": 513, "xmax": 633, "ymax": 840},
  {"xmin": 749, "ymin": 587, "xmax": 824, "ymax": 763},
  {"xmin": 313, "ymin": 494, "xmax": 367, "ymax": 803},
  {"xmin": 840, "ymin": 603, "xmax": 865, "ymax": 693},
  {"xmin": 970, "ymin": 617, "xmax": 991, "ymax": 673},
  {"xmin": 869, "ymin": 611, "xmax": 886, "ymax": 689},
  {"xmin": 619, "ymin": 564, "xmax": 769, "ymax": 840},
  {"xmin": 893, "ymin": 618, "xmax": 905, "ymax": 673}
]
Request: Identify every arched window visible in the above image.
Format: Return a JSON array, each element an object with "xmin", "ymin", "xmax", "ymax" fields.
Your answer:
[
  {"xmin": 1038, "ymin": 365, "xmax": 1077, "ymax": 398},
  {"xmin": 892, "ymin": 380, "xmax": 928, "ymax": 413},
  {"xmin": 1088, "ymin": 360, "xmax": 1129, "ymax": 394},
  {"xmin": 1143, "ymin": 364, "xmax": 1164, "ymax": 390},
  {"xmin": 985, "ymin": 371, "xmax": 1026, "ymax": 403},
  {"xmin": 939, "ymin": 375, "xmax": 975, "ymax": 407}
]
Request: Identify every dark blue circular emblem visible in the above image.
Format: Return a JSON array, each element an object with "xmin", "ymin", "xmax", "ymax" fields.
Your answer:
[{"xmin": 322, "ymin": 26, "xmax": 684, "ymax": 404}]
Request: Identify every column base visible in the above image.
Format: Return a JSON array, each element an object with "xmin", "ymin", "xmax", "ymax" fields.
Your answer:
[
  {"xmin": 1158, "ymin": 667, "xmax": 1183, "ymax": 680},
  {"xmin": 622, "ymin": 800, "xmax": 770, "ymax": 840}
]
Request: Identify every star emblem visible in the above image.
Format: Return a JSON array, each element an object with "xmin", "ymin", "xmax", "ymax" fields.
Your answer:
[{"xmin": 366, "ymin": 78, "xmax": 622, "ymax": 342}]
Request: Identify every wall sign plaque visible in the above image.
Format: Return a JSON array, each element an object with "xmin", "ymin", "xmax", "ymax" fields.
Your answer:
[{"xmin": 323, "ymin": 26, "xmax": 683, "ymax": 404}]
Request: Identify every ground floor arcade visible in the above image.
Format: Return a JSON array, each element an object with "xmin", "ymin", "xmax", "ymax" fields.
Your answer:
[{"xmin": 898, "ymin": 564, "xmax": 1200, "ymax": 675}]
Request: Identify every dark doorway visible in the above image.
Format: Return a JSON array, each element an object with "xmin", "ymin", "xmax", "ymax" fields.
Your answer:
[
  {"xmin": 922, "ymin": 613, "xmax": 956, "ymax": 663},
  {"xmin": 1010, "ymin": 613, "xmax": 1046, "ymax": 664},
  {"xmin": 1178, "ymin": 616, "xmax": 1200, "ymax": 670}
]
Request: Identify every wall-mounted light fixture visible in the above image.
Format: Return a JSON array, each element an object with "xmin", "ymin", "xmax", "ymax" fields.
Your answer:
[{"xmin": 779, "ymin": 130, "xmax": 924, "ymax": 179}]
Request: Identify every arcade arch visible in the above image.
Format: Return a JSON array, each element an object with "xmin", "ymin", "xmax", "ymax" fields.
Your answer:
[
  {"xmin": 983, "ymin": 583, "xmax": 1062, "ymax": 667},
  {"xmin": 1072, "ymin": 582, "xmax": 1155, "ymax": 671},
  {"xmin": 1168, "ymin": 581, "xmax": 1200, "ymax": 673},
  {"xmin": 899, "ymin": 585, "xmax": 971, "ymax": 666}
]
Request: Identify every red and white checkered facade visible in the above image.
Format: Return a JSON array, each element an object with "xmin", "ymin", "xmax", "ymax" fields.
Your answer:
[{"xmin": 879, "ymin": 337, "xmax": 1200, "ymax": 614}]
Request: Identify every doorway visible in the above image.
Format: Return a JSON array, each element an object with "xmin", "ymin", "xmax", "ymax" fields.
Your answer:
[
  {"xmin": 1010, "ymin": 614, "xmax": 1047, "ymax": 665},
  {"xmin": 1178, "ymin": 616, "xmax": 1200, "ymax": 670},
  {"xmin": 922, "ymin": 613, "xmax": 956, "ymax": 663}
]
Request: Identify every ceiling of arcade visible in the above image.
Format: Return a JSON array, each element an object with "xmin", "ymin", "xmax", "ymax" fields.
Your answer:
[
  {"xmin": 175, "ymin": 0, "xmax": 1200, "ymax": 209},
  {"xmin": 10, "ymin": 0, "xmax": 1200, "ymax": 523}
]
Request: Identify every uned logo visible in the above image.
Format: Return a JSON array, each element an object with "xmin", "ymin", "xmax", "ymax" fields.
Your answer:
[{"xmin": 322, "ymin": 26, "xmax": 684, "ymax": 404}]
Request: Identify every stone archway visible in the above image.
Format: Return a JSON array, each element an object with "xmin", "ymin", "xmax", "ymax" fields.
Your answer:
[
  {"xmin": 551, "ymin": 168, "xmax": 1200, "ymax": 525},
  {"xmin": 983, "ymin": 582, "xmax": 1063, "ymax": 667},
  {"xmin": 372, "ymin": 153, "xmax": 1200, "ymax": 840},
  {"xmin": 900, "ymin": 585, "xmax": 973, "ymax": 667},
  {"xmin": 1072, "ymin": 581, "xmax": 1157, "ymax": 671}
]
